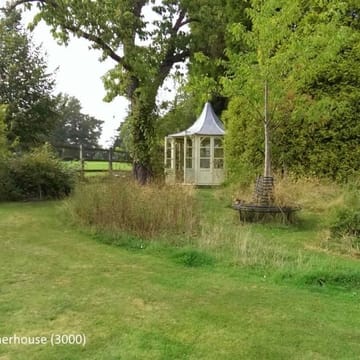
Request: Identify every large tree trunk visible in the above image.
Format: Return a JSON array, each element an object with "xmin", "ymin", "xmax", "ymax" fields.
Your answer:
[
  {"xmin": 130, "ymin": 89, "xmax": 156, "ymax": 184},
  {"xmin": 132, "ymin": 162, "xmax": 152, "ymax": 185}
]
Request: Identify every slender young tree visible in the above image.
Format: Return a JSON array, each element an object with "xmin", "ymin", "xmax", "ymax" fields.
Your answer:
[{"xmin": 223, "ymin": 0, "xmax": 360, "ymax": 181}]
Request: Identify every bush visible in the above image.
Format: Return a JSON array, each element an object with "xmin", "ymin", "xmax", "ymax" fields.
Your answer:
[
  {"xmin": 324, "ymin": 183, "xmax": 360, "ymax": 255},
  {"xmin": 330, "ymin": 208, "xmax": 360, "ymax": 239},
  {"xmin": 67, "ymin": 178, "xmax": 200, "ymax": 238},
  {"xmin": 0, "ymin": 160, "xmax": 20, "ymax": 201},
  {"xmin": 0, "ymin": 144, "xmax": 76, "ymax": 201},
  {"xmin": 330, "ymin": 183, "xmax": 360, "ymax": 239}
]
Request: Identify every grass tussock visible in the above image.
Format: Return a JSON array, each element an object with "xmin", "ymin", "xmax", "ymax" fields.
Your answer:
[
  {"xmin": 322, "ymin": 183, "xmax": 360, "ymax": 256},
  {"xmin": 199, "ymin": 223, "xmax": 292, "ymax": 268},
  {"xmin": 227, "ymin": 175, "xmax": 343, "ymax": 211},
  {"xmin": 273, "ymin": 176, "xmax": 343, "ymax": 211},
  {"xmin": 67, "ymin": 177, "xmax": 199, "ymax": 238}
]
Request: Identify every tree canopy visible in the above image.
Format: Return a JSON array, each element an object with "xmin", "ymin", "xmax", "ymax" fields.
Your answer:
[
  {"xmin": 4, "ymin": 0, "xmax": 193, "ymax": 182},
  {"xmin": 3, "ymin": 0, "xmax": 359, "ymax": 182},
  {"xmin": 0, "ymin": 9, "xmax": 57, "ymax": 149},
  {"xmin": 222, "ymin": 0, "xmax": 360, "ymax": 181},
  {"xmin": 50, "ymin": 94, "xmax": 103, "ymax": 148}
]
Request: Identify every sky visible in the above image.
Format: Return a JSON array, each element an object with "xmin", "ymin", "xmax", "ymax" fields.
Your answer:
[
  {"xmin": 3, "ymin": 1, "xmax": 183, "ymax": 147},
  {"xmin": 17, "ymin": 7, "xmax": 129, "ymax": 148}
]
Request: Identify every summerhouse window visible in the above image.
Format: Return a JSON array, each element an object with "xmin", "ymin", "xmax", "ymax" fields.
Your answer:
[
  {"xmin": 165, "ymin": 138, "xmax": 174, "ymax": 168},
  {"xmin": 186, "ymin": 138, "xmax": 193, "ymax": 169},
  {"xmin": 214, "ymin": 137, "xmax": 224, "ymax": 169},
  {"xmin": 200, "ymin": 137, "xmax": 211, "ymax": 168}
]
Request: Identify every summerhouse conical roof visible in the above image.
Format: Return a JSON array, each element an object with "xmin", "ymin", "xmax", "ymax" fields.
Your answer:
[{"xmin": 168, "ymin": 102, "xmax": 225, "ymax": 137}]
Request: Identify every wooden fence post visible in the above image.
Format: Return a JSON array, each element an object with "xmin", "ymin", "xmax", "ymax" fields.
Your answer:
[
  {"xmin": 80, "ymin": 144, "xmax": 85, "ymax": 178},
  {"xmin": 109, "ymin": 147, "xmax": 113, "ymax": 174}
]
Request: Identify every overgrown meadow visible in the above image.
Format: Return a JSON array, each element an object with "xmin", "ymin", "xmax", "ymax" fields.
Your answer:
[{"xmin": 66, "ymin": 176, "xmax": 360, "ymax": 290}]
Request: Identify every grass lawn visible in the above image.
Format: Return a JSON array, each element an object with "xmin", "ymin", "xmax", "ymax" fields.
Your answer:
[
  {"xmin": 63, "ymin": 160, "xmax": 132, "ymax": 173},
  {"xmin": 0, "ymin": 200, "xmax": 359, "ymax": 359},
  {"xmin": 84, "ymin": 161, "xmax": 132, "ymax": 172}
]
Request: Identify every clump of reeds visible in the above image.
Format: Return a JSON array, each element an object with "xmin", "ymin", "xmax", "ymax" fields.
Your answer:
[
  {"xmin": 67, "ymin": 177, "xmax": 199, "ymax": 238},
  {"xmin": 228, "ymin": 175, "xmax": 343, "ymax": 210},
  {"xmin": 273, "ymin": 176, "xmax": 343, "ymax": 211}
]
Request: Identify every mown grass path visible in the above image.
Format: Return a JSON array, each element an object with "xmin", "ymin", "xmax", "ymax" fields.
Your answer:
[{"xmin": 0, "ymin": 202, "xmax": 359, "ymax": 359}]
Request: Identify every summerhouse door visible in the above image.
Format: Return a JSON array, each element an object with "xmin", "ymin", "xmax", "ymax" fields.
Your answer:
[{"xmin": 198, "ymin": 137, "xmax": 224, "ymax": 185}]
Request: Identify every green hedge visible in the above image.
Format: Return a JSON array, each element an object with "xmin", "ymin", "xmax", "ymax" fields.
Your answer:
[
  {"xmin": 0, "ymin": 145, "xmax": 77, "ymax": 201},
  {"xmin": 330, "ymin": 183, "xmax": 360, "ymax": 240}
]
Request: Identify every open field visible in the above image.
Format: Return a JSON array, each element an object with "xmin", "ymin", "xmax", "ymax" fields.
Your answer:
[
  {"xmin": 0, "ymin": 192, "xmax": 359, "ymax": 359},
  {"xmin": 63, "ymin": 161, "xmax": 132, "ymax": 175},
  {"xmin": 84, "ymin": 161, "xmax": 132, "ymax": 172}
]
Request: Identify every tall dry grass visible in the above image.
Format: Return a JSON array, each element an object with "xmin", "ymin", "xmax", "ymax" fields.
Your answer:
[
  {"xmin": 225, "ymin": 175, "xmax": 360, "ymax": 257},
  {"xmin": 198, "ymin": 222, "xmax": 295, "ymax": 269},
  {"xmin": 273, "ymin": 176, "xmax": 343, "ymax": 211},
  {"xmin": 228, "ymin": 175, "xmax": 343, "ymax": 211},
  {"xmin": 67, "ymin": 177, "xmax": 199, "ymax": 238}
]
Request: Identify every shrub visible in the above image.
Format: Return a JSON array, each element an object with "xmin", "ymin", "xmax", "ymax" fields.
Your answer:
[
  {"xmin": 67, "ymin": 178, "xmax": 200, "ymax": 239},
  {"xmin": 323, "ymin": 183, "xmax": 360, "ymax": 255},
  {"xmin": 0, "ymin": 160, "xmax": 21, "ymax": 201},
  {"xmin": 0, "ymin": 105, "xmax": 9, "ymax": 160},
  {"xmin": 330, "ymin": 208, "xmax": 360, "ymax": 239},
  {"xmin": 0, "ymin": 144, "xmax": 76, "ymax": 201},
  {"xmin": 329, "ymin": 183, "xmax": 360, "ymax": 237},
  {"xmin": 229, "ymin": 175, "xmax": 343, "ymax": 211}
]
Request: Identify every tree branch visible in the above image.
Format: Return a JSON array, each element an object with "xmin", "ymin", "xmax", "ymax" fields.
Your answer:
[
  {"xmin": 171, "ymin": 49, "xmax": 191, "ymax": 64},
  {"xmin": 173, "ymin": 10, "xmax": 186, "ymax": 33},
  {"xmin": 4, "ymin": 0, "xmax": 129, "ymax": 70},
  {"xmin": 158, "ymin": 48, "xmax": 190, "ymax": 88},
  {"xmin": 155, "ymin": 8, "xmax": 192, "ymax": 88},
  {"xmin": 1, "ymin": 0, "xmax": 45, "ymax": 12},
  {"xmin": 64, "ymin": 24, "xmax": 127, "ymax": 67}
]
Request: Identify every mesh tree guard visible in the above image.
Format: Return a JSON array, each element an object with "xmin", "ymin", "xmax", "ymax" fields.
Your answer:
[{"xmin": 253, "ymin": 176, "xmax": 275, "ymax": 206}]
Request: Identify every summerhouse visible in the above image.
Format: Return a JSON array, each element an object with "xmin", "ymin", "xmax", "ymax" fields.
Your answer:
[{"xmin": 165, "ymin": 102, "xmax": 225, "ymax": 185}]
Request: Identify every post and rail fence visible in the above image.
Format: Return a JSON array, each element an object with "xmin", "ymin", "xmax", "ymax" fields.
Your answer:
[{"xmin": 53, "ymin": 144, "xmax": 132, "ymax": 176}]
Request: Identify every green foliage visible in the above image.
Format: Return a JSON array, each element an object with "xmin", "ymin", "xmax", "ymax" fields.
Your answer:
[
  {"xmin": 222, "ymin": 97, "xmax": 263, "ymax": 183},
  {"xmin": 0, "ymin": 144, "xmax": 76, "ymax": 201},
  {"xmin": 330, "ymin": 183, "xmax": 360, "ymax": 240},
  {"xmin": 223, "ymin": 0, "xmax": 360, "ymax": 181},
  {"xmin": 155, "ymin": 95, "xmax": 198, "ymax": 140},
  {"xmin": 0, "ymin": 105, "xmax": 14, "ymax": 199},
  {"xmin": 0, "ymin": 10, "xmax": 57, "ymax": 149},
  {"xmin": 186, "ymin": 0, "xmax": 250, "ymax": 107},
  {"xmin": 0, "ymin": 105, "xmax": 9, "ymax": 159},
  {"xmin": 331, "ymin": 208, "xmax": 360, "ymax": 238},
  {"xmin": 150, "ymin": 95, "xmax": 198, "ymax": 178},
  {"xmin": 50, "ymin": 94, "xmax": 103, "ymax": 147},
  {"xmin": 113, "ymin": 121, "xmax": 132, "ymax": 153},
  {"xmin": 8, "ymin": 0, "xmax": 193, "ymax": 182},
  {"xmin": 173, "ymin": 248, "xmax": 215, "ymax": 267},
  {"xmin": 301, "ymin": 269, "xmax": 360, "ymax": 290}
]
